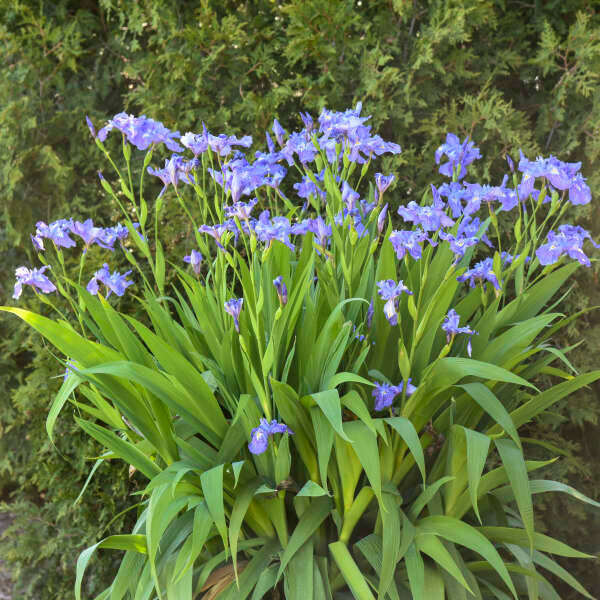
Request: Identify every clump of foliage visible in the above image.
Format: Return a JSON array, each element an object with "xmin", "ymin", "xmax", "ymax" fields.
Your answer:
[
  {"xmin": 5, "ymin": 105, "xmax": 600, "ymax": 599},
  {"xmin": 2, "ymin": 2, "xmax": 600, "ymax": 598}
]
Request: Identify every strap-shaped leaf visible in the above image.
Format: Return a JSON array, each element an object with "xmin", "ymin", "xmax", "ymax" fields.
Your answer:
[
  {"xmin": 309, "ymin": 389, "xmax": 352, "ymax": 442},
  {"xmin": 416, "ymin": 534, "xmax": 472, "ymax": 593},
  {"xmin": 75, "ymin": 418, "xmax": 160, "ymax": 479},
  {"xmin": 329, "ymin": 541, "xmax": 376, "ymax": 600},
  {"xmin": 405, "ymin": 543, "xmax": 425, "ymax": 600},
  {"xmin": 461, "ymin": 427, "xmax": 490, "ymax": 524},
  {"xmin": 417, "ymin": 515, "xmax": 517, "ymax": 598},
  {"xmin": 75, "ymin": 535, "xmax": 147, "ymax": 600},
  {"xmin": 277, "ymin": 496, "xmax": 332, "ymax": 580},
  {"xmin": 479, "ymin": 527, "xmax": 594, "ymax": 558},
  {"xmin": 385, "ymin": 416, "xmax": 426, "ymax": 484},
  {"xmin": 459, "ymin": 383, "xmax": 521, "ymax": 448},
  {"xmin": 495, "ymin": 438, "xmax": 534, "ymax": 552},
  {"xmin": 201, "ymin": 464, "xmax": 228, "ymax": 556}
]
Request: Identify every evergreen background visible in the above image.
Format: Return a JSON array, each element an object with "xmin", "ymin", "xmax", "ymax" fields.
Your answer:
[{"xmin": 0, "ymin": 1, "xmax": 598, "ymax": 597}]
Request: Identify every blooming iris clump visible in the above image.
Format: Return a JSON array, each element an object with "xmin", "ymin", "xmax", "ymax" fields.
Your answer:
[
  {"xmin": 442, "ymin": 309, "xmax": 478, "ymax": 357},
  {"xmin": 248, "ymin": 418, "xmax": 294, "ymax": 455},
  {"xmin": 13, "ymin": 266, "xmax": 56, "ymax": 299},
  {"xmin": 183, "ymin": 249, "xmax": 203, "ymax": 275},
  {"xmin": 536, "ymin": 225, "xmax": 599, "ymax": 267},
  {"xmin": 86, "ymin": 264, "xmax": 134, "ymax": 297},
  {"xmin": 97, "ymin": 112, "xmax": 183, "ymax": 152},
  {"xmin": 377, "ymin": 279, "xmax": 413, "ymax": 326},
  {"xmin": 224, "ymin": 298, "xmax": 244, "ymax": 332},
  {"xmin": 435, "ymin": 133, "xmax": 481, "ymax": 179},
  {"xmin": 372, "ymin": 379, "xmax": 416, "ymax": 412}
]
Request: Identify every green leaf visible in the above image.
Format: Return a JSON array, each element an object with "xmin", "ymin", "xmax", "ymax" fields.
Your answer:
[
  {"xmin": 379, "ymin": 492, "xmax": 401, "ymax": 599},
  {"xmin": 479, "ymin": 527, "xmax": 594, "ymax": 558},
  {"xmin": 201, "ymin": 464, "xmax": 228, "ymax": 556},
  {"xmin": 297, "ymin": 481, "xmax": 330, "ymax": 497},
  {"xmin": 461, "ymin": 427, "xmax": 490, "ymax": 524},
  {"xmin": 75, "ymin": 536, "xmax": 148, "ymax": 600},
  {"xmin": 385, "ymin": 417, "xmax": 426, "ymax": 484},
  {"xmin": 408, "ymin": 476, "xmax": 455, "ymax": 521},
  {"xmin": 459, "ymin": 383, "xmax": 521, "ymax": 448},
  {"xmin": 47, "ymin": 369, "xmax": 80, "ymax": 443},
  {"xmin": 284, "ymin": 539, "xmax": 314, "ymax": 600},
  {"xmin": 229, "ymin": 479, "xmax": 263, "ymax": 582},
  {"xmin": 417, "ymin": 516, "xmax": 517, "ymax": 598},
  {"xmin": 277, "ymin": 496, "xmax": 332, "ymax": 581},
  {"xmin": 416, "ymin": 534, "xmax": 471, "ymax": 593},
  {"xmin": 405, "ymin": 543, "xmax": 425, "ymax": 600},
  {"xmin": 309, "ymin": 389, "xmax": 352, "ymax": 442},
  {"xmin": 329, "ymin": 541, "xmax": 376, "ymax": 600},
  {"xmin": 343, "ymin": 421, "xmax": 382, "ymax": 506},
  {"xmin": 75, "ymin": 418, "xmax": 160, "ymax": 480},
  {"xmin": 495, "ymin": 438, "xmax": 534, "ymax": 552}
]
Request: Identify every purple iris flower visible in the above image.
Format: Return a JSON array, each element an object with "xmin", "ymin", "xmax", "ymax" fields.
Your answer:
[
  {"xmin": 69, "ymin": 219, "xmax": 113, "ymax": 251},
  {"xmin": 184, "ymin": 249, "xmax": 203, "ymax": 275},
  {"xmin": 377, "ymin": 279, "xmax": 413, "ymax": 326},
  {"xmin": 299, "ymin": 111, "xmax": 315, "ymax": 132},
  {"xmin": 253, "ymin": 211, "xmax": 294, "ymax": 250},
  {"xmin": 441, "ymin": 309, "xmax": 478, "ymax": 357},
  {"xmin": 439, "ymin": 216, "xmax": 490, "ymax": 259},
  {"xmin": 341, "ymin": 181, "xmax": 360, "ymax": 212},
  {"xmin": 224, "ymin": 298, "xmax": 244, "ymax": 332},
  {"xmin": 506, "ymin": 154, "xmax": 515, "ymax": 173},
  {"xmin": 568, "ymin": 174, "xmax": 591, "ymax": 205},
  {"xmin": 31, "ymin": 234, "xmax": 44, "ymax": 251},
  {"xmin": 248, "ymin": 418, "xmax": 294, "ymax": 455},
  {"xmin": 374, "ymin": 173, "xmax": 395, "ymax": 201},
  {"xmin": 366, "ymin": 300, "xmax": 374, "ymax": 329},
  {"xmin": 435, "ymin": 133, "xmax": 481, "ymax": 179},
  {"xmin": 273, "ymin": 276, "xmax": 288, "ymax": 306},
  {"xmin": 294, "ymin": 175, "xmax": 326, "ymax": 201},
  {"xmin": 457, "ymin": 258, "xmax": 501, "ymax": 291},
  {"xmin": 101, "ymin": 223, "xmax": 133, "ymax": 248},
  {"xmin": 198, "ymin": 223, "xmax": 231, "ymax": 251},
  {"xmin": 85, "ymin": 116, "xmax": 96, "ymax": 138},
  {"xmin": 224, "ymin": 198, "xmax": 258, "ymax": 221},
  {"xmin": 86, "ymin": 263, "xmax": 133, "ymax": 297},
  {"xmin": 536, "ymin": 225, "xmax": 599, "ymax": 267},
  {"xmin": 207, "ymin": 132, "xmax": 252, "ymax": 157},
  {"xmin": 397, "ymin": 201, "xmax": 454, "ymax": 232},
  {"xmin": 13, "ymin": 265, "xmax": 56, "ymax": 300},
  {"xmin": 437, "ymin": 182, "xmax": 469, "ymax": 218},
  {"xmin": 97, "ymin": 112, "xmax": 183, "ymax": 152},
  {"xmin": 281, "ymin": 131, "xmax": 317, "ymax": 165},
  {"xmin": 389, "ymin": 228, "xmax": 432, "ymax": 260},
  {"xmin": 180, "ymin": 124, "xmax": 210, "ymax": 156},
  {"xmin": 309, "ymin": 216, "xmax": 332, "ymax": 250},
  {"xmin": 372, "ymin": 379, "xmax": 416, "ymax": 412},
  {"xmin": 35, "ymin": 219, "xmax": 76, "ymax": 249},
  {"xmin": 377, "ymin": 204, "xmax": 388, "ymax": 234},
  {"xmin": 272, "ymin": 119, "xmax": 286, "ymax": 147},
  {"xmin": 148, "ymin": 155, "xmax": 198, "ymax": 194}
]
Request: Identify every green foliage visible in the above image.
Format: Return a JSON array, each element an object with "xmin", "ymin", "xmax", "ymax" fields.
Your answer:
[{"xmin": 1, "ymin": 1, "xmax": 600, "ymax": 598}]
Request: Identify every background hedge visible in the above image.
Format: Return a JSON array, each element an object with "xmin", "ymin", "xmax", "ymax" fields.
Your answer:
[{"xmin": 0, "ymin": 1, "xmax": 598, "ymax": 597}]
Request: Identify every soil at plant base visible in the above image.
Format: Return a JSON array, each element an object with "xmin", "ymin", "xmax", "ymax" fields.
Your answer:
[{"xmin": 0, "ymin": 513, "xmax": 12, "ymax": 600}]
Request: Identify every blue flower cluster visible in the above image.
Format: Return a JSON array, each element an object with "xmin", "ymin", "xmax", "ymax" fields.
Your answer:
[
  {"xmin": 32, "ymin": 218, "xmax": 135, "ymax": 253},
  {"xmin": 14, "ymin": 218, "xmax": 139, "ymax": 300}
]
